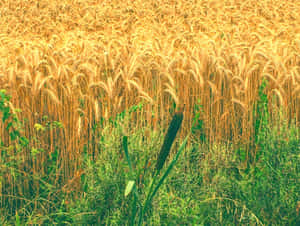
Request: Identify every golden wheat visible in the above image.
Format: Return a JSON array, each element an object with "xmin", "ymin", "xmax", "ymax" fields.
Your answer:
[{"xmin": 0, "ymin": 0, "xmax": 299, "ymax": 212}]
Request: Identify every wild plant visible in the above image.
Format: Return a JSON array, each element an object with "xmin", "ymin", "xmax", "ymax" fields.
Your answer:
[
  {"xmin": 122, "ymin": 107, "xmax": 188, "ymax": 225},
  {"xmin": 0, "ymin": 89, "xmax": 69, "ymax": 224}
]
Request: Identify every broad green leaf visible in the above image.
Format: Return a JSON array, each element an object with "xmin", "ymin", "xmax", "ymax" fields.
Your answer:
[{"xmin": 125, "ymin": 180, "xmax": 135, "ymax": 197}]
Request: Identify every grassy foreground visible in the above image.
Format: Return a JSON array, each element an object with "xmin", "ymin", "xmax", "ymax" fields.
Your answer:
[{"xmin": 1, "ymin": 85, "xmax": 299, "ymax": 225}]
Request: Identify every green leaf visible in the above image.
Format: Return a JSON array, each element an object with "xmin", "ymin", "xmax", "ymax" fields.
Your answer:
[
  {"xmin": 53, "ymin": 121, "xmax": 63, "ymax": 128},
  {"xmin": 15, "ymin": 212, "xmax": 21, "ymax": 226},
  {"xmin": 10, "ymin": 130, "xmax": 20, "ymax": 141},
  {"xmin": 123, "ymin": 136, "xmax": 133, "ymax": 173},
  {"xmin": 2, "ymin": 106, "xmax": 10, "ymax": 122},
  {"xmin": 6, "ymin": 122, "xmax": 13, "ymax": 131},
  {"xmin": 34, "ymin": 123, "xmax": 45, "ymax": 132},
  {"xmin": 31, "ymin": 147, "xmax": 39, "ymax": 157},
  {"xmin": 19, "ymin": 136, "xmax": 29, "ymax": 147},
  {"xmin": 125, "ymin": 180, "xmax": 135, "ymax": 197}
]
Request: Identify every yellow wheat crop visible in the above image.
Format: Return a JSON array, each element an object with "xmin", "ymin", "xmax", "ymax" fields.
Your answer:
[{"xmin": 0, "ymin": 0, "xmax": 299, "ymax": 206}]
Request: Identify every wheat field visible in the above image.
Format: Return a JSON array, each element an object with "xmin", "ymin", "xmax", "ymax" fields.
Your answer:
[{"xmin": 0, "ymin": 0, "xmax": 299, "ymax": 217}]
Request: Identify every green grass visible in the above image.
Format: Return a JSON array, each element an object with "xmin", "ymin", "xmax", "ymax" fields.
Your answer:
[{"xmin": 0, "ymin": 86, "xmax": 299, "ymax": 225}]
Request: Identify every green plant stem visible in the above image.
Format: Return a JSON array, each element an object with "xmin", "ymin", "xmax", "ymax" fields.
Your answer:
[
  {"xmin": 137, "ymin": 173, "xmax": 158, "ymax": 226},
  {"xmin": 138, "ymin": 136, "xmax": 188, "ymax": 225}
]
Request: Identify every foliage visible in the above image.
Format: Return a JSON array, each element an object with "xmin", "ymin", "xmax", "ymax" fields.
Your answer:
[{"xmin": 0, "ymin": 82, "xmax": 299, "ymax": 225}]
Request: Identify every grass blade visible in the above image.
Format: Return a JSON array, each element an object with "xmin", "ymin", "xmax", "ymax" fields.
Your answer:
[{"xmin": 123, "ymin": 136, "xmax": 133, "ymax": 172}]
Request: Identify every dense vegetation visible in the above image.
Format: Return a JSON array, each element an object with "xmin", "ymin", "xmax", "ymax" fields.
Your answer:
[
  {"xmin": 0, "ymin": 0, "xmax": 299, "ymax": 225},
  {"xmin": 1, "ymin": 84, "xmax": 299, "ymax": 225}
]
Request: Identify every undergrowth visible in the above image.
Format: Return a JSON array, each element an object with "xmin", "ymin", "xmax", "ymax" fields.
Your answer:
[{"xmin": 0, "ymin": 81, "xmax": 299, "ymax": 225}]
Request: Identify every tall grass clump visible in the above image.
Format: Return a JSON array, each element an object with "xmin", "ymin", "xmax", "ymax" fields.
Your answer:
[{"xmin": 124, "ymin": 105, "xmax": 187, "ymax": 225}]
